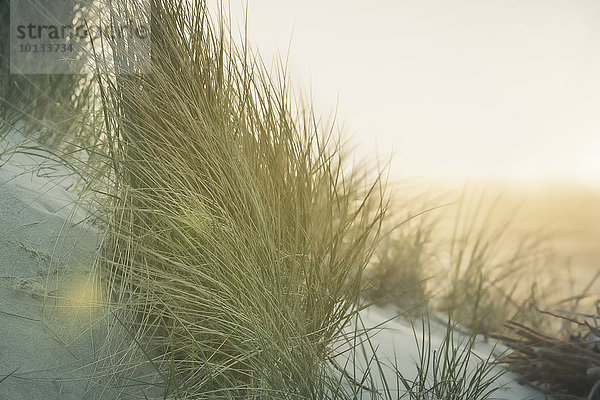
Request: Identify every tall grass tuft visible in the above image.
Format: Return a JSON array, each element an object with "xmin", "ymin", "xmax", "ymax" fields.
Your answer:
[
  {"xmin": 89, "ymin": 0, "xmax": 386, "ymax": 397},
  {"xmin": 397, "ymin": 316, "xmax": 506, "ymax": 400},
  {"xmin": 365, "ymin": 187, "xmax": 554, "ymax": 335},
  {"xmin": 440, "ymin": 189, "xmax": 552, "ymax": 334},
  {"xmin": 364, "ymin": 218, "xmax": 432, "ymax": 311}
]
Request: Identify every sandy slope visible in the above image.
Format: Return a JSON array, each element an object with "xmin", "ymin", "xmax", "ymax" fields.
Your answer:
[
  {"xmin": 0, "ymin": 145, "xmax": 545, "ymax": 399},
  {"xmin": 0, "ymin": 161, "xmax": 102, "ymax": 398},
  {"xmin": 0, "ymin": 144, "xmax": 162, "ymax": 399}
]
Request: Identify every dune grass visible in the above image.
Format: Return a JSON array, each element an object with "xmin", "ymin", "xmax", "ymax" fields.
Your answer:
[
  {"xmin": 366, "ymin": 187, "xmax": 555, "ymax": 336},
  {"xmin": 364, "ymin": 217, "xmax": 432, "ymax": 312},
  {"xmin": 83, "ymin": 0, "xmax": 389, "ymax": 397},
  {"xmin": 397, "ymin": 317, "xmax": 506, "ymax": 400},
  {"xmin": 438, "ymin": 189, "xmax": 551, "ymax": 333}
]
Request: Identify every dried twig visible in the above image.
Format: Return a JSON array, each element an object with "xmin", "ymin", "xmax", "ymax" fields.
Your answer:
[{"xmin": 492, "ymin": 305, "xmax": 600, "ymax": 398}]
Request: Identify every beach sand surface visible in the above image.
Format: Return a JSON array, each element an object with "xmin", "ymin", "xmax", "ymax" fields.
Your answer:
[{"xmin": 0, "ymin": 145, "xmax": 162, "ymax": 399}]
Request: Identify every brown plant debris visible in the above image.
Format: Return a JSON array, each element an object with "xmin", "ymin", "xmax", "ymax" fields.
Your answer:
[{"xmin": 491, "ymin": 305, "xmax": 600, "ymax": 399}]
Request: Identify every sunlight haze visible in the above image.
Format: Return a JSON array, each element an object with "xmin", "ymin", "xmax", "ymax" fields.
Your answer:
[{"xmin": 222, "ymin": 0, "xmax": 600, "ymax": 185}]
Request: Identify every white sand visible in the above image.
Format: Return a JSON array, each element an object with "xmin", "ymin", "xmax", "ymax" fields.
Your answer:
[
  {"xmin": 0, "ymin": 160, "xmax": 102, "ymax": 398},
  {"xmin": 0, "ymin": 138, "xmax": 545, "ymax": 399},
  {"xmin": 0, "ymin": 138, "xmax": 162, "ymax": 399}
]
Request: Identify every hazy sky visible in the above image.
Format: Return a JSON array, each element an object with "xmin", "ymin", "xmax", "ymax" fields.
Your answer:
[{"xmin": 218, "ymin": 1, "xmax": 600, "ymax": 184}]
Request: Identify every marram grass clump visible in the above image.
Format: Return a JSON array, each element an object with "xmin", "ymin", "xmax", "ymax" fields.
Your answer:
[{"xmin": 92, "ymin": 0, "xmax": 385, "ymax": 397}]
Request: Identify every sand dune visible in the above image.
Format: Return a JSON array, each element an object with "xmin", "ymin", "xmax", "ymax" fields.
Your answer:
[{"xmin": 0, "ymin": 149, "xmax": 549, "ymax": 399}]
